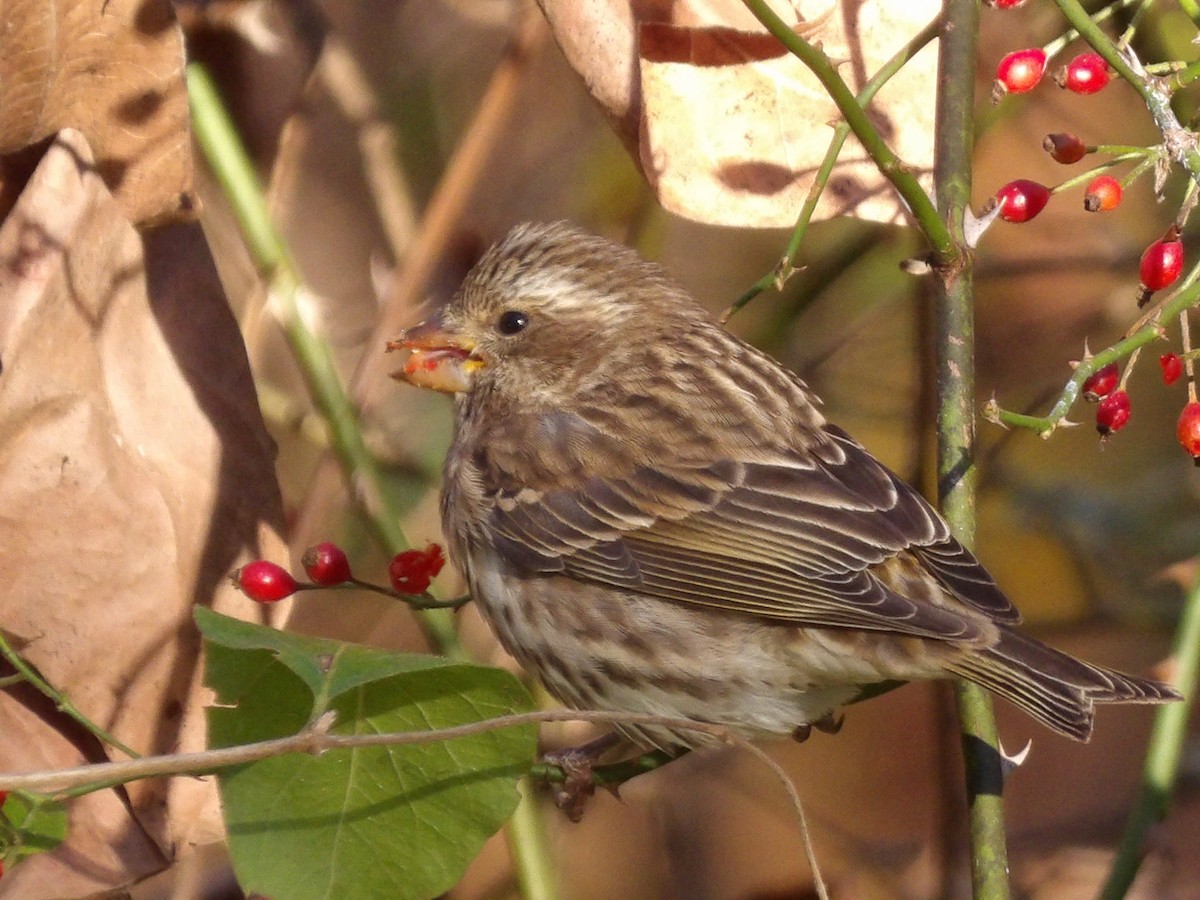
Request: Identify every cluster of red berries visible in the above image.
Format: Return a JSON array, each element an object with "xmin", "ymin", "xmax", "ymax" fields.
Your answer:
[
  {"xmin": 1080, "ymin": 355, "xmax": 1200, "ymax": 460},
  {"xmin": 232, "ymin": 542, "xmax": 447, "ymax": 604},
  {"xmin": 984, "ymin": 10, "xmax": 1200, "ymax": 462},
  {"xmin": 993, "ymin": 49, "xmax": 1110, "ymax": 102},
  {"xmin": 987, "ymin": 28, "xmax": 1188, "ymax": 300}
]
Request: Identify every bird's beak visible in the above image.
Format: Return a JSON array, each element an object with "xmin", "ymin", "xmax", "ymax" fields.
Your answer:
[{"xmin": 386, "ymin": 311, "xmax": 483, "ymax": 394}]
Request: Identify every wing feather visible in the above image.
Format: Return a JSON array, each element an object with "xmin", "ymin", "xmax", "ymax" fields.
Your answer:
[{"xmin": 479, "ymin": 426, "xmax": 1018, "ymax": 634}]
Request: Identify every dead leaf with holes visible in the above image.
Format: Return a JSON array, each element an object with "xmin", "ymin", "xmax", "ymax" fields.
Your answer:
[
  {"xmin": 538, "ymin": 0, "xmax": 939, "ymax": 227},
  {"xmin": 0, "ymin": 0, "xmax": 194, "ymax": 225},
  {"xmin": 0, "ymin": 130, "xmax": 287, "ymax": 894}
]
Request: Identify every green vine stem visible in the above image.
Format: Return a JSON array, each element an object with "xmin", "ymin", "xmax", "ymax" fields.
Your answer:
[
  {"xmin": 985, "ymin": 271, "xmax": 1200, "ymax": 435},
  {"xmin": 186, "ymin": 63, "xmax": 460, "ymax": 659},
  {"xmin": 741, "ymin": 1, "xmax": 954, "ymax": 260},
  {"xmin": 935, "ymin": 0, "xmax": 1011, "ymax": 896},
  {"xmin": 725, "ymin": 15, "xmax": 942, "ymax": 319},
  {"xmin": 0, "ymin": 633, "xmax": 139, "ymax": 760},
  {"xmin": 1100, "ymin": 565, "xmax": 1200, "ymax": 899}
]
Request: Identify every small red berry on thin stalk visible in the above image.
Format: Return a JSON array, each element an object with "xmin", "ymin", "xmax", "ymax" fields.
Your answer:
[
  {"xmin": 1084, "ymin": 175, "xmax": 1122, "ymax": 212},
  {"xmin": 1057, "ymin": 52, "xmax": 1111, "ymax": 94},
  {"xmin": 1043, "ymin": 133, "xmax": 1088, "ymax": 164},
  {"xmin": 388, "ymin": 544, "xmax": 446, "ymax": 595},
  {"xmin": 1095, "ymin": 389, "xmax": 1131, "ymax": 438},
  {"xmin": 1177, "ymin": 402, "xmax": 1200, "ymax": 462},
  {"xmin": 302, "ymin": 542, "xmax": 353, "ymax": 586},
  {"xmin": 993, "ymin": 49, "xmax": 1046, "ymax": 101},
  {"xmin": 1137, "ymin": 233, "xmax": 1184, "ymax": 306},
  {"xmin": 1082, "ymin": 362, "xmax": 1120, "ymax": 401},
  {"xmin": 994, "ymin": 179, "xmax": 1051, "ymax": 223},
  {"xmin": 233, "ymin": 561, "xmax": 298, "ymax": 603},
  {"xmin": 1161, "ymin": 353, "xmax": 1184, "ymax": 385}
]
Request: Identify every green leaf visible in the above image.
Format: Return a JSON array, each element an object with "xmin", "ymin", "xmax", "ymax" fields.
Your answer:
[
  {"xmin": 200, "ymin": 612, "xmax": 537, "ymax": 900},
  {"xmin": 2, "ymin": 793, "xmax": 67, "ymax": 860},
  {"xmin": 196, "ymin": 607, "xmax": 447, "ymax": 707}
]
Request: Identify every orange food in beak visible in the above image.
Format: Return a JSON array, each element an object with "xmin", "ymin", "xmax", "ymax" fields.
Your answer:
[{"xmin": 386, "ymin": 314, "xmax": 482, "ymax": 394}]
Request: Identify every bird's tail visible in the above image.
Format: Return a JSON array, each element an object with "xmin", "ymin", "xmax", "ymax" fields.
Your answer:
[{"xmin": 946, "ymin": 627, "xmax": 1180, "ymax": 741}]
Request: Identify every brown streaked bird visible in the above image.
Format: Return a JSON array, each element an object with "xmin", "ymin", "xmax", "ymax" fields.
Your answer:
[{"xmin": 387, "ymin": 221, "xmax": 1179, "ymax": 752}]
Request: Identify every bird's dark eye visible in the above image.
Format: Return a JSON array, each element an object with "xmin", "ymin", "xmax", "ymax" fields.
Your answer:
[{"xmin": 496, "ymin": 310, "xmax": 530, "ymax": 335}]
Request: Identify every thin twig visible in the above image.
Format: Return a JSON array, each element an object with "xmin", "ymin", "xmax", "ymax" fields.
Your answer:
[
  {"xmin": 740, "ymin": 0, "xmax": 953, "ymax": 260},
  {"xmin": 723, "ymin": 13, "xmax": 942, "ymax": 320},
  {"xmin": 0, "ymin": 633, "xmax": 140, "ymax": 760},
  {"xmin": 0, "ymin": 705, "xmax": 820, "ymax": 892},
  {"xmin": 318, "ymin": 33, "xmax": 419, "ymax": 261},
  {"xmin": 348, "ymin": 8, "xmax": 547, "ymax": 407}
]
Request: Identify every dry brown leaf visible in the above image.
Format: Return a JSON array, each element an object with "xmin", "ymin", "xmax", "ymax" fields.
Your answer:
[
  {"xmin": 0, "ymin": 129, "xmax": 287, "ymax": 893},
  {"xmin": 538, "ymin": 0, "xmax": 938, "ymax": 227},
  {"xmin": 0, "ymin": 0, "xmax": 194, "ymax": 225}
]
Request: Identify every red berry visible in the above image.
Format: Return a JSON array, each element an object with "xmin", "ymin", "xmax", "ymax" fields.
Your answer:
[
  {"xmin": 1096, "ymin": 390, "xmax": 1131, "ymax": 436},
  {"xmin": 1161, "ymin": 353, "xmax": 1184, "ymax": 385},
  {"xmin": 1082, "ymin": 362, "xmax": 1120, "ymax": 401},
  {"xmin": 1043, "ymin": 132, "xmax": 1087, "ymax": 164},
  {"xmin": 1138, "ymin": 238, "xmax": 1184, "ymax": 305},
  {"xmin": 994, "ymin": 49, "xmax": 1047, "ymax": 99},
  {"xmin": 1084, "ymin": 175, "xmax": 1122, "ymax": 212},
  {"xmin": 1058, "ymin": 52, "xmax": 1111, "ymax": 94},
  {"xmin": 232, "ymin": 561, "xmax": 298, "ymax": 603},
  {"xmin": 422, "ymin": 544, "xmax": 446, "ymax": 579},
  {"xmin": 995, "ymin": 179, "xmax": 1051, "ymax": 223},
  {"xmin": 987, "ymin": 0, "xmax": 1027, "ymax": 6},
  {"xmin": 302, "ymin": 542, "xmax": 352, "ymax": 585},
  {"xmin": 388, "ymin": 544, "xmax": 446, "ymax": 595},
  {"xmin": 1178, "ymin": 402, "xmax": 1200, "ymax": 459}
]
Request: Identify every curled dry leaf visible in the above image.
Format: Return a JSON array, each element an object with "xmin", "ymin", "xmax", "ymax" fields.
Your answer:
[
  {"xmin": 539, "ymin": 0, "xmax": 938, "ymax": 227},
  {"xmin": 0, "ymin": 130, "xmax": 286, "ymax": 894},
  {"xmin": 0, "ymin": 0, "xmax": 194, "ymax": 225}
]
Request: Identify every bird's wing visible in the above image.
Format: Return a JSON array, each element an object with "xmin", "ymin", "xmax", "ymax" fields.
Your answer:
[{"xmin": 481, "ymin": 425, "xmax": 1018, "ymax": 641}]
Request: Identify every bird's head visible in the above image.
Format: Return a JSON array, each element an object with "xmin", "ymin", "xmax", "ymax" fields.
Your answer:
[{"xmin": 387, "ymin": 222, "xmax": 702, "ymax": 408}]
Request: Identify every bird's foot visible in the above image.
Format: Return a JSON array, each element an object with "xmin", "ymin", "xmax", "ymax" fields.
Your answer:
[
  {"xmin": 541, "ymin": 732, "xmax": 621, "ymax": 822},
  {"xmin": 791, "ymin": 711, "xmax": 844, "ymax": 743}
]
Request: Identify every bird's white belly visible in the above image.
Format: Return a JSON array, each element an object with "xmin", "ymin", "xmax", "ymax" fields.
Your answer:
[{"xmin": 465, "ymin": 544, "xmax": 876, "ymax": 750}]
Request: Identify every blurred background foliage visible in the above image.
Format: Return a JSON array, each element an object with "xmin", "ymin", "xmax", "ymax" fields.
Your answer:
[{"xmin": 184, "ymin": 0, "xmax": 1197, "ymax": 896}]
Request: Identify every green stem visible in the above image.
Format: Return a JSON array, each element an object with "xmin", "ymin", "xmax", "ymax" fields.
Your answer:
[
  {"xmin": 989, "ymin": 272, "xmax": 1200, "ymax": 435},
  {"xmin": 740, "ymin": 1, "xmax": 953, "ymax": 259},
  {"xmin": 1043, "ymin": 0, "xmax": 1142, "ymax": 59},
  {"xmin": 1180, "ymin": 0, "xmax": 1200, "ymax": 28},
  {"xmin": 1047, "ymin": 151, "xmax": 1153, "ymax": 195},
  {"xmin": 935, "ymin": 0, "xmax": 1010, "ymax": 896},
  {"xmin": 725, "ymin": 15, "xmax": 941, "ymax": 318},
  {"xmin": 186, "ymin": 63, "xmax": 460, "ymax": 658},
  {"xmin": 0, "ymin": 633, "xmax": 140, "ymax": 760},
  {"xmin": 507, "ymin": 778, "xmax": 560, "ymax": 900},
  {"xmin": 1100, "ymin": 568, "xmax": 1200, "ymax": 899}
]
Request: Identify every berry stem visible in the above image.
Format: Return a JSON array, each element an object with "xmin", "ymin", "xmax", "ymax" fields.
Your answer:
[
  {"xmin": 1182, "ymin": 311, "xmax": 1197, "ymax": 404},
  {"xmin": 1046, "ymin": 150, "xmax": 1155, "ymax": 195},
  {"xmin": 1116, "ymin": 347, "xmax": 1141, "ymax": 392}
]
